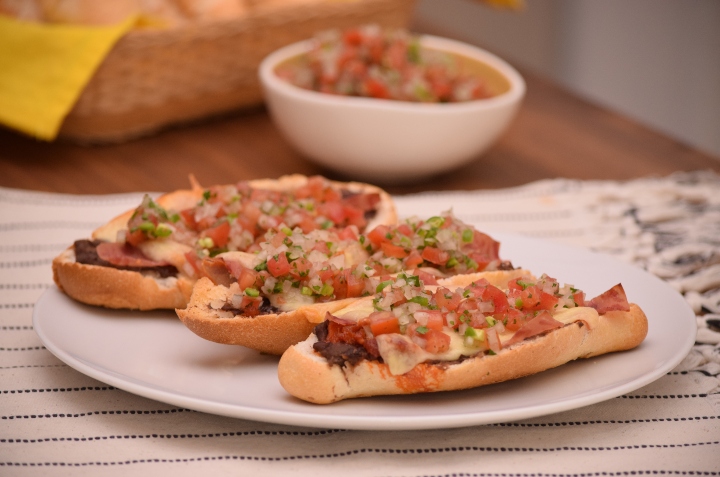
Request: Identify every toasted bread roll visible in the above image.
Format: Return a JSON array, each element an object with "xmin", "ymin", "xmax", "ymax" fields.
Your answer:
[
  {"xmin": 278, "ymin": 304, "xmax": 648, "ymax": 404},
  {"xmin": 276, "ymin": 275, "xmax": 649, "ymax": 404},
  {"xmin": 176, "ymin": 269, "xmax": 533, "ymax": 354},
  {"xmin": 52, "ymin": 175, "xmax": 397, "ymax": 311}
]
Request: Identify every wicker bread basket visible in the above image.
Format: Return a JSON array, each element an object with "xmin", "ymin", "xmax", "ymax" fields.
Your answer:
[{"xmin": 58, "ymin": 0, "xmax": 416, "ymax": 143}]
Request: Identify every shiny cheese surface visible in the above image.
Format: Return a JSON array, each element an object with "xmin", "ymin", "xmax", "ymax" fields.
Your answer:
[{"xmin": 337, "ymin": 299, "xmax": 599, "ymax": 375}]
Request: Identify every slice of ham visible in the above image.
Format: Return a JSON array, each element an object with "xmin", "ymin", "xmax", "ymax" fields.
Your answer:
[
  {"xmin": 96, "ymin": 242, "xmax": 170, "ymax": 268},
  {"xmin": 588, "ymin": 284, "xmax": 631, "ymax": 315},
  {"xmin": 504, "ymin": 310, "xmax": 565, "ymax": 347},
  {"xmin": 201, "ymin": 257, "xmax": 235, "ymax": 287}
]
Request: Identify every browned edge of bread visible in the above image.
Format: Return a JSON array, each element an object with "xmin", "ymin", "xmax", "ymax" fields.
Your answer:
[
  {"xmin": 277, "ymin": 303, "xmax": 649, "ymax": 404},
  {"xmin": 52, "ymin": 249, "xmax": 195, "ymax": 310},
  {"xmin": 176, "ymin": 277, "xmax": 362, "ymax": 355}
]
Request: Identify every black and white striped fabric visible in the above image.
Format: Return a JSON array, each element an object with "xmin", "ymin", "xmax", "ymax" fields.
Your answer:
[{"xmin": 2, "ymin": 172, "xmax": 718, "ymax": 476}]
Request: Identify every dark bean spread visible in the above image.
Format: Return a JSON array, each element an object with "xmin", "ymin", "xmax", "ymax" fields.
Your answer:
[
  {"xmin": 220, "ymin": 297, "xmax": 279, "ymax": 316},
  {"xmin": 312, "ymin": 321, "xmax": 381, "ymax": 367},
  {"xmin": 73, "ymin": 239, "xmax": 178, "ymax": 279}
]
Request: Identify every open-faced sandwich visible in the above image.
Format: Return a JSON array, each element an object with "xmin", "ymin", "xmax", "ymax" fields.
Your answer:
[
  {"xmin": 277, "ymin": 271, "xmax": 648, "ymax": 403},
  {"xmin": 176, "ymin": 211, "xmax": 528, "ymax": 354},
  {"xmin": 52, "ymin": 175, "xmax": 397, "ymax": 310}
]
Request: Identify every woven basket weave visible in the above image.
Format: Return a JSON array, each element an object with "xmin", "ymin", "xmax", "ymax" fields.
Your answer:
[{"xmin": 59, "ymin": 0, "xmax": 416, "ymax": 143}]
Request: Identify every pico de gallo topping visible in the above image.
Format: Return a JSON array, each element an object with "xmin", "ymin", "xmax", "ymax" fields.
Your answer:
[
  {"xmin": 314, "ymin": 273, "xmax": 629, "ymax": 374},
  {"xmin": 205, "ymin": 226, "xmax": 390, "ymax": 317},
  {"xmin": 276, "ymin": 24, "xmax": 494, "ymax": 103},
  {"xmin": 198, "ymin": 211, "xmax": 510, "ymax": 317},
  {"xmin": 361, "ymin": 211, "xmax": 509, "ymax": 276},
  {"xmin": 110, "ymin": 176, "xmax": 382, "ymax": 273}
]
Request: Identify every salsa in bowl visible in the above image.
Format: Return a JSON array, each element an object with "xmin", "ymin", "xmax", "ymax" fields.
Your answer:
[{"xmin": 259, "ymin": 26, "xmax": 525, "ymax": 184}]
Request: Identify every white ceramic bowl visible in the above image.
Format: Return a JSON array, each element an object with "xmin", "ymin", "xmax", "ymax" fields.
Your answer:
[{"xmin": 258, "ymin": 34, "xmax": 525, "ymax": 184}]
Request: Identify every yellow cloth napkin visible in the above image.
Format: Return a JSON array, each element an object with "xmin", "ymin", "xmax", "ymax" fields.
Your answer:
[{"xmin": 0, "ymin": 15, "xmax": 135, "ymax": 140}]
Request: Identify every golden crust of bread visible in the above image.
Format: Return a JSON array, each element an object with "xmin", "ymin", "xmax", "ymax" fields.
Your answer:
[
  {"xmin": 52, "ymin": 175, "xmax": 397, "ymax": 311},
  {"xmin": 52, "ymin": 249, "xmax": 195, "ymax": 310},
  {"xmin": 176, "ymin": 277, "xmax": 362, "ymax": 355},
  {"xmin": 277, "ymin": 304, "xmax": 649, "ymax": 404}
]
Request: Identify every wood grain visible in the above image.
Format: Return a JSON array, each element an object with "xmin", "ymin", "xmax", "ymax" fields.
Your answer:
[{"xmin": 1, "ymin": 71, "xmax": 717, "ymax": 196}]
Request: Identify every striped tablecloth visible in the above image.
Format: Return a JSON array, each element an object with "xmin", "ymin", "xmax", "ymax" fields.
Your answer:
[{"xmin": 1, "ymin": 171, "xmax": 718, "ymax": 476}]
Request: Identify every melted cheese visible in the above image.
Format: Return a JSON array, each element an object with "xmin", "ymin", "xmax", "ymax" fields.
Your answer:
[
  {"xmin": 374, "ymin": 306, "xmax": 600, "ymax": 375},
  {"xmin": 269, "ymin": 287, "xmax": 316, "ymax": 313},
  {"xmin": 137, "ymin": 239, "xmax": 192, "ymax": 271}
]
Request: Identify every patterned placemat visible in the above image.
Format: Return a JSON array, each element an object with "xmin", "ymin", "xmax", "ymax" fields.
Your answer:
[{"xmin": 1, "ymin": 172, "xmax": 718, "ymax": 476}]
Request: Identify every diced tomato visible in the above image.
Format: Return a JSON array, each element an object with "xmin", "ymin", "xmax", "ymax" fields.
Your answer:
[
  {"xmin": 337, "ymin": 226, "xmax": 358, "ymax": 241},
  {"xmin": 342, "ymin": 59, "xmax": 367, "ymax": 79},
  {"xmin": 201, "ymin": 221, "xmax": 230, "ymax": 248},
  {"xmin": 240, "ymin": 296, "xmax": 262, "ymax": 317},
  {"xmin": 297, "ymin": 215, "xmax": 318, "ymax": 234},
  {"xmin": 237, "ymin": 203, "xmax": 261, "ymax": 234},
  {"xmin": 318, "ymin": 201, "xmax": 345, "ymax": 225},
  {"xmin": 289, "ymin": 256, "xmax": 312, "ymax": 280},
  {"xmin": 538, "ymin": 291, "xmax": 560, "ymax": 311},
  {"xmin": 381, "ymin": 242, "xmax": 408, "ymax": 259},
  {"xmin": 383, "ymin": 287, "xmax": 407, "ymax": 307},
  {"xmin": 312, "ymin": 241, "xmax": 331, "ymax": 255},
  {"xmin": 461, "ymin": 280, "xmax": 485, "ymax": 299},
  {"xmin": 458, "ymin": 298, "xmax": 480, "ymax": 314},
  {"xmin": 345, "ymin": 269, "xmax": 366, "ymax": 297},
  {"xmin": 332, "ymin": 271, "xmax": 348, "ymax": 299},
  {"xmin": 396, "ymin": 223, "xmax": 413, "ymax": 237},
  {"xmin": 343, "ymin": 28, "xmax": 363, "ymax": 46},
  {"xmin": 465, "ymin": 231, "xmax": 500, "ymax": 269},
  {"xmin": 327, "ymin": 318, "xmax": 377, "ymax": 357},
  {"xmin": 510, "ymin": 285, "xmax": 542, "ymax": 311},
  {"xmin": 267, "ymin": 253, "xmax": 291, "ymax": 277},
  {"xmin": 434, "ymin": 287, "xmax": 462, "ymax": 312},
  {"xmin": 366, "ymin": 225, "xmax": 391, "ymax": 246},
  {"xmin": 179, "ymin": 208, "xmax": 197, "ymax": 230},
  {"xmin": 124, "ymin": 229, "xmax": 146, "ymax": 247},
  {"xmin": 317, "ymin": 268, "xmax": 335, "ymax": 283},
  {"xmin": 369, "ymin": 311, "xmax": 400, "ymax": 336},
  {"xmin": 386, "ymin": 41, "xmax": 407, "ymax": 70},
  {"xmin": 509, "ymin": 285, "xmax": 559, "ymax": 313},
  {"xmin": 270, "ymin": 231, "xmax": 286, "ymax": 248},
  {"xmin": 423, "ymin": 310, "xmax": 445, "ymax": 331},
  {"xmin": 366, "ymin": 36, "xmax": 384, "ymax": 63},
  {"xmin": 404, "ymin": 250, "xmax": 424, "ymax": 269},
  {"xmin": 363, "ymin": 78, "xmax": 390, "ymax": 99},
  {"xmin": 237, "ymin": 267, "xmax": 259, "ymax": 290},
  {"xmin": 298, "ymin": 176, "xmax": 329, "ymax": 202},
  {"xmin": 502, "ymin": 308, "xmax": 527, "ymax": 331},
  {"xmin": 196, "ymin": 216, "xmax": 216, "ymax": 231},
  {"xmin": 342, "ymin": 205, "xmax": 366, "ymax": 228},
  {"xmin": 481, "ymin": 284, "xmax": 509, "ymax": 315},
  {"xmin": 430, "ymin": 79, "xmax": 453, "ymax": 101},
  {"xmin": 421, "ymin": 246, "xmax": 449, "ymax": 265},
  {"xmin": 424, "ymin": 329, "xmax": 451, "ymax": 354},
  {"xmin": 413, "ymin": 268, "xmax": 438, "ymax": 286}
]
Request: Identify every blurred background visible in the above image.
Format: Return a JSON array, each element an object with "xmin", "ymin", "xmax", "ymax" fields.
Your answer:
[{"xmin": 414, "ymin": 0, "xmax": 720, "ymax": 159}]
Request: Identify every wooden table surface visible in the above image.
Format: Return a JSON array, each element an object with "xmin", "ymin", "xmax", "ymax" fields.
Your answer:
[{"xmin": 1, "ymin": 69, "xmax": 718, "ymax": 197}]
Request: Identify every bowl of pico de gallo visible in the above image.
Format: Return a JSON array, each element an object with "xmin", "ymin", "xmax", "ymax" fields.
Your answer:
[{"xmin": 258, "ymin": 25, "xmax": 525, "ymax": 184}]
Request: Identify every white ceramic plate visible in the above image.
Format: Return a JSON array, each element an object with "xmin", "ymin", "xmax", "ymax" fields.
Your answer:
[{"xmin": 33, "ymin": 233, "xmax": 696, "ymax": 431}]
